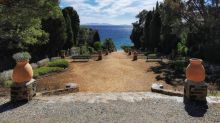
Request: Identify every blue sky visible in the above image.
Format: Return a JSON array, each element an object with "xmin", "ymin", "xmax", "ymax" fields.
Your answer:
[{"xmin": 60, "ymin": 0, "xmax": 163, "ymax": 25}]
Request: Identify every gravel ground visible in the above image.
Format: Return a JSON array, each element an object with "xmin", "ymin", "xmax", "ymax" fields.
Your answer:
[{"xmin": 0, "ymin": 92, "xmax": 220, "ymax": 123}]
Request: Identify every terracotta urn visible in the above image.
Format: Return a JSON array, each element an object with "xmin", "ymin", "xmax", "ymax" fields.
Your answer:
[
  {"xmin": 186, "ymin": 58, "xmax": 205, "ymax": 82},
  {"xmin": 12, "ymin": 60, "xmax": 33, "ymax": 83}
]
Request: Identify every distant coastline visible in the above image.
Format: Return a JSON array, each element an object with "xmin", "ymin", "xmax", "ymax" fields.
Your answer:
[
  {"xmin": 85, "ymin": 25, "xmax": 133, "ymax": 50},
  {"xmin": 82, "ymin": 23, "xmax": 132, "ymax": 27}
]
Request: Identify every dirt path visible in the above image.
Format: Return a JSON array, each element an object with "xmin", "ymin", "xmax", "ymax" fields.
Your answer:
[{"xmin": 37, "ymin": 52, "xmax": 175, "ymax": 92}]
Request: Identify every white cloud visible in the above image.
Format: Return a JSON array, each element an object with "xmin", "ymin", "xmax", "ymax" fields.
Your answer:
[{"xmin": 60, "ymin": 0, "xmax": 163, "ymax": 25}]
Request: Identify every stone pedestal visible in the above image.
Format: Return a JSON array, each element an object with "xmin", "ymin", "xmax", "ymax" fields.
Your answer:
[
  {"xmin": 133, "ymin": 52, "xmax": 137, "ymax": 61},
  {"xmin": 98, "ymin": 51, "xmax": 102, "ymax": 60},
  {"xmin": 11, "ymin": 79, "xmax": 36, "ymax": 102},
  {"xmin": 184, "ymin": 79, "xmax": 207, "ymax": 101}
]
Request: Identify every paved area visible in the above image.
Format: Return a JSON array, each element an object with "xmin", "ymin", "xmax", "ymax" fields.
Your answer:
[{"xmin": 0, "ymin": 92, "xmax": 220, "ymax": 123}]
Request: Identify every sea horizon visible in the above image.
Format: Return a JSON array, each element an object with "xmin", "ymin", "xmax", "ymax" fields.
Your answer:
[{"xmin": 84, "ymin": 25, "xmax": 134, "ymax": 50}]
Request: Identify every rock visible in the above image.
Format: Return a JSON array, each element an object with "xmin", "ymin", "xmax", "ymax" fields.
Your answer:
[
  {"xmin": 50, "ymin": 57, "xmax": 61, "ymax": 61},
  {"xmin": 0, "ymin": 69, "xmax": 13, "ymax": 83},
  {"xmin": 65, "ymin": 83, "xmax": 79, "ymax": 89},
  {"xmin": 37, "ymin": 58, "xmax": 50, "ymax": 67},
  {"xmin": 151, "ymin": 83, "xmax": 163, "ymax": 90},
  {"xmin": 31, "ymin": 63, "xmax": 39, "ymax": 69}
]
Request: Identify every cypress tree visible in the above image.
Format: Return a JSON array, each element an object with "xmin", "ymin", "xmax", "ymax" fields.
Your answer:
[{"xmin": 62, "ymin": 7, "xmax": 80, "ymax": 48}]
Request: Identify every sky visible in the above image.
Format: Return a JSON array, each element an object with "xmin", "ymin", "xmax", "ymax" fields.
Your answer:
[{"xmin": 60, "ymin": 0, "xmax": 163, "ymax": 25}]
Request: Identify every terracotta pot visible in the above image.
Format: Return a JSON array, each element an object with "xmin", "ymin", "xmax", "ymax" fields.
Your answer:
[
  {"xmin": 12, "ymin": 61, "xmax": 33, "ymax": 83},
  {"xmin": 186, "ymin": 58, "xmax": 205, "ymax": 82}
]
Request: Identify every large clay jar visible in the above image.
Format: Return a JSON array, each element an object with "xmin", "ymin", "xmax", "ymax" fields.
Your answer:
[
  {"xmin": 12, "ymin": 61, "xmax": 33, "ymax": 83},
  {"xmin": 186, "ymin": 58, "xmax": 205, "ymax": 82}
]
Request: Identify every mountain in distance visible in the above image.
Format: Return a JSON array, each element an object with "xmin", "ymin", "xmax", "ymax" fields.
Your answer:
[
  {"xmin": 83, "ymin": 23, "xmax": 113, "ymax": 25},
  {"xmin": 83, "ymin": 23, "xmax": 131, "ymax": 26}
]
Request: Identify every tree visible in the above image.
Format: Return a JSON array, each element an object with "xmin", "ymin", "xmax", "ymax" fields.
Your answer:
[
  {"xmin": 149, "ymin": 11, "xmax": 162, "ymax": 51},
  {"xmin": 62, "ymin": 7, "xmax": 80, "ymax": 47},
  {"xmin": 41, "ymin": 17, "xmax": 67, "ymax": 57},
  {"xmin": 62, "ymin": 9, "xmax": 74, "ymax": 49},
  {"xmin": 103, "ymin": 38, "xmax": 116, "ymax": 51},
  {"xmin": 93, "ymin": 31, "xmax": 100, "ymax": 43},
  {"xmin": 0, "ymin": 0, "xmax": 59, "ymax": 71},
  {"xmin": 144, "ymin": 11, "xmax": 153, "ymax": 50}
]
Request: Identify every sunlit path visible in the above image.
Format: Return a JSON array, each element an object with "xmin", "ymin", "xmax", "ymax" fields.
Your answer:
[{"xmin": 37, "ymin": 52, "xmax": 175, "ymax": 92}]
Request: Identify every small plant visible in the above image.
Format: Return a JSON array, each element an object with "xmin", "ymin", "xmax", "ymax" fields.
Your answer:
[
  {"xmin": 177, "ymin": 32, "xmax": 188, "ymax": 56},
  {"xmin": 12, "ymin": 52, "xmax": 31, "ymax": 61}
]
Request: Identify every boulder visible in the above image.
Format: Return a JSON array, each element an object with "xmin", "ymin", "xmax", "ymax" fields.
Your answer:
[
  {"xmin": 31, "ymin": 63, "xmax": 39, "ymax": 69},
  {"xmin": 37, "ymin": 58, "xmax": 50, "ymax": 67},
  {"xmin": 51, "ymin": 57, "xmax": 61, "ymax": 61}
]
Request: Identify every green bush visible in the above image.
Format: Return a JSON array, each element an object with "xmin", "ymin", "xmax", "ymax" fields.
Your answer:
[
  {"xmin": 171, "ymin": 60, "xmax": 186, "ymax": 73},
  {"xmin": 33, "ymin": 67, "xmax": 64, "ymax": 78},
  {"xmin": 121, "ymin": 45, "xmax": 132, "ymax": 52},
  {"xmin": 48, "ymin": 59, "xmax": 69, "ymax": 68},
  {"xmin": 80, "ymin": 45, "xmax": 90, "ymax": 55},
  {"xmin": 93, "ymin": 41, "xmax": 102, "ymax": 51},
  {"xmin": 88, "ymin": 46, "xmax": 95, "ymax": 54}
]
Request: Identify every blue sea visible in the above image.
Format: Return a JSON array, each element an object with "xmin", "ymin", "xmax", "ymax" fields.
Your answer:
[{"xmin": 87, "ymin": 25, "xmax": 133, "ymax": 50}]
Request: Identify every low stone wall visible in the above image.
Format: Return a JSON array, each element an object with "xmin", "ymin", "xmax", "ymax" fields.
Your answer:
[
  {"xmin": 0, "ymin": 69, "xmax": 13, "ymax": 83},
  {"xmin": 37, "ymin": 83, "xmax": 79, "ymax": 96},
  {"xmin": 151, "ymin": 83, "xmax": 183, "ymax": 97}
]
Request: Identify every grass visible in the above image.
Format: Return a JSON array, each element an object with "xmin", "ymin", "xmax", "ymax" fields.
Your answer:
[
  {"xmin": 1, "ymin": 80, "xmax": 13, "ymax": 88},
  {"xmin": 34, "ymin": 59, "xmax": 69, "ymax": 78},
  {"xmin": 48, "ymin": 59, "xmax": 69, "ymax": 68},
  {"xmin": 208, "ymin": 91, "xmax": 220, "ymax": 97},
  {"xmin": 33, "ymin": 67, "xmax": 64, "ymax": 78}
]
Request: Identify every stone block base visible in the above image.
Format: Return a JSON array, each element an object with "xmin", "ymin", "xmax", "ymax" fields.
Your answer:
[
  {"xmin": 184, "ymin": 79, "xmax": 207, "ymax": 101},
  {"xmin": 11, "ymin": 79, "xmax": 36, "ymax": 102}
]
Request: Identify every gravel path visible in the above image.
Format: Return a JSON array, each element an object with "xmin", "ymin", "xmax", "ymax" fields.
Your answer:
[{"xmin": 0, "ymin": 92, "xmax": 220, "ymax": 123}]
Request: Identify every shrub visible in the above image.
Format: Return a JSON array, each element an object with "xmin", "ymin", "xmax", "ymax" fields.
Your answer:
[
  {"xmin": 80, "ymin": 45, "xmax": 90, "ymax": 55},
  {"xmin": 93, "ymin": 41, "xmax": 102, "ymax": 51},
  {"xmin": 103, "ymin": 38, "xmax": 116, "ymax": 51},
  {"xmin": 33, "ymin": 67, "xmax": 64, "ymax": 78},
  {"xmin": 12, "ymin": 52, "xmax": 31, "ymax": 61},
  {"xmin": 171, "ymin": 60, "xmax": 186, "ymax": 73},
  {"xmin": 88, "ymin": 46, "xmax": 95, "ymax": 54},
  {"xmin": 121, "ymin": 45, "xmax": 132, "ymax": 52},
  {"xmin": 48, "ymin": 59, "xmax": 69, "ymax": 68},
  {"xmin": 70, "ymin": 47, "xmax": 80, "ymax": 56}
]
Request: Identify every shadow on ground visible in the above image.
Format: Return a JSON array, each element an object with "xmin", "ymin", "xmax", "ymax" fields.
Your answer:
[
  {"xmin": 0, "ymin": 101, "xmax": 27, "ymax": 113},
  {"xmin": 149, "ymin": 61, "xmax": 185, "ymax": 86},
  {"xmin": 184, "ymin": 99, "xmax": 208, "ymax": 117}
]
